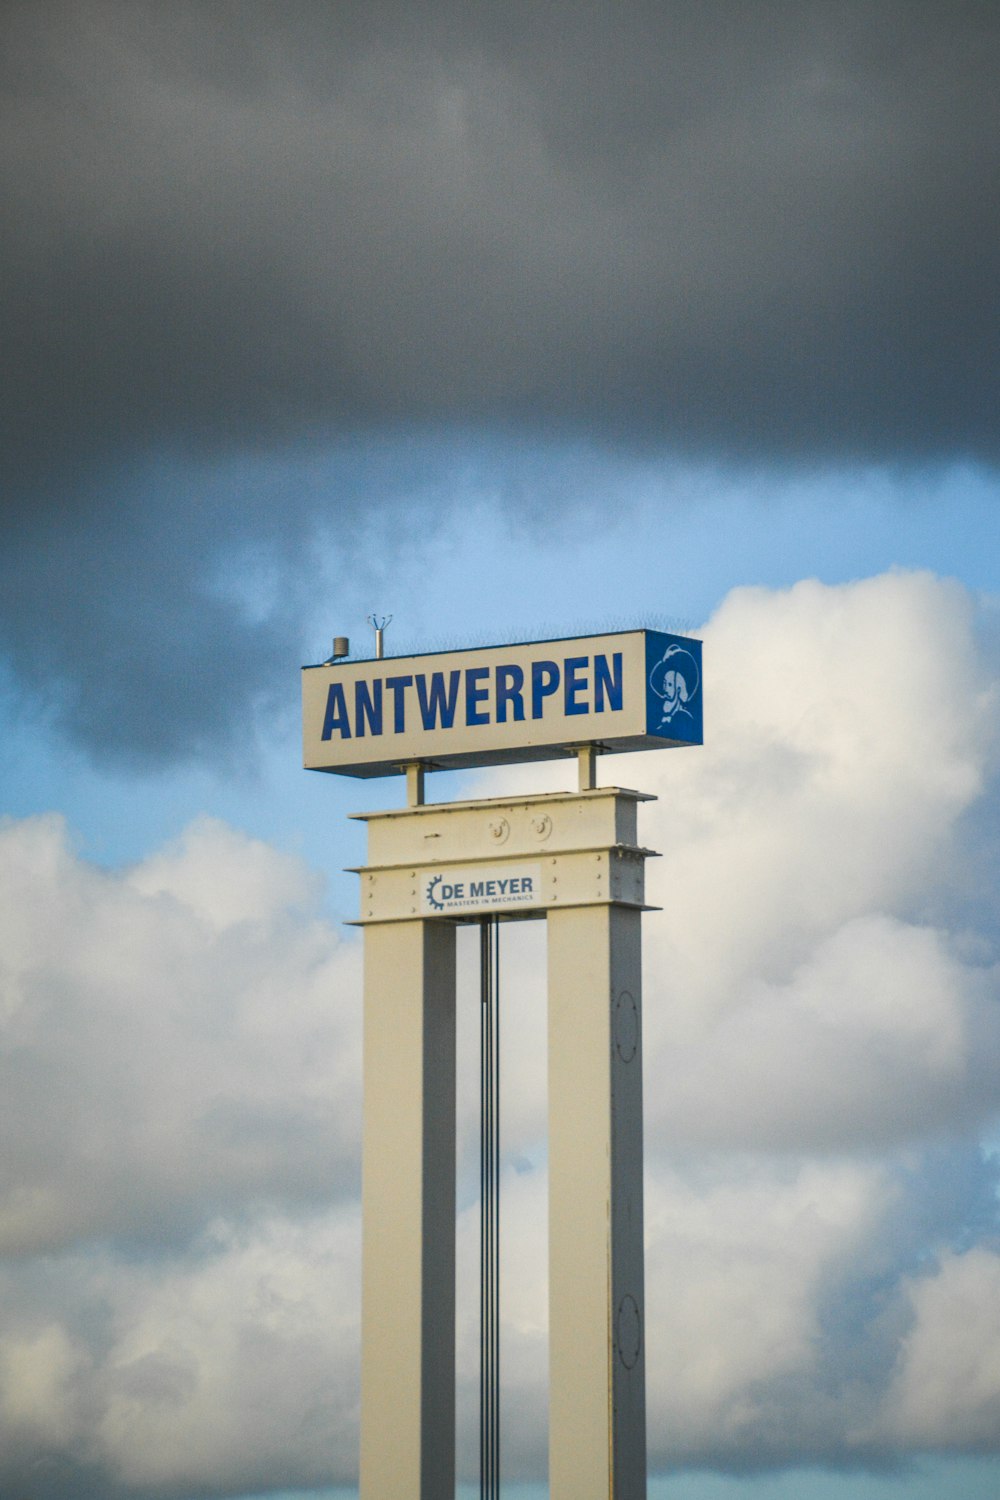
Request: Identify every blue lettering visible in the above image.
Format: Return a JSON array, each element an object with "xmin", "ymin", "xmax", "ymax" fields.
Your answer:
[
  {"xmin": 485, "ymin": 880, "xmax": 497, "ymax": 896},
  {"xmin": 321, "ymin": 682, "xmax": 351, "ymax": 740},
  {"xmin": 417, "ymin": 670, "xmax": 461, "ymax": 730},
  {"xmin": 466, "ymin": 666, "xmax": 490, "ymax": 726},
  {"xmin": 496, "ymin": 663, "xmax": 525, "ymax": 722},
  {"xmin": 355, "ymin": 679, "xmax": 382, "ymax": 737},
  {"xmin": 564, "ymin": 655, "xmax": 589, "ymax": 715},
  {"xmin": 531, "ymin": 660, "xmax": 560, "ymax": 718},
  {"xmin": 523, "ymin": 877, "xmax": 533, "ymax": 892},
  {"xmin": 594, "ymin": 652, "xmax": 623, "ymax": 713},
  {"xmin": 385, "ymin": 675, "xmax": 412, "ymax": 733},
  {"xmin": 471, "ymin": 881, "xmax": 485, "ymax": 897}
]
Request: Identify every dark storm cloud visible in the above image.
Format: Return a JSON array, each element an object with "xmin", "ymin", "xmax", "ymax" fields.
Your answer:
[
  {"xmin": 2, "ymin": 1, "xmax": 999, "ymax": 762},
  {"xmin": 6, "ymin": 0, "xmax": 999, "ymax": 457}
]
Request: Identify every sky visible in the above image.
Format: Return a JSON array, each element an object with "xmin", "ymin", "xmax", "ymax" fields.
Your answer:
[{"xmin": 2, "ymin": 3, "xmax": 1000, "ymax": 1498}]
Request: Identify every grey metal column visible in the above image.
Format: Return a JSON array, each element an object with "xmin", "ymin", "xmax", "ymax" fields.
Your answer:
[
  {"xmin": 547, "ymin": 902, "xmax": 647, "ymax": 1500},
  {"xmin": 359, "ymin": 918, "xmax": 457, "ymax": 1500}
]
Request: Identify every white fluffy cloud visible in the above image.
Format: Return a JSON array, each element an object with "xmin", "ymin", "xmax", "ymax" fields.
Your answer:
[
  {"xmin": 0, "ymin": 1212, "xmax": 361, "ymax": 1496},
  {"xmin": 874, "ymin": 1247, "xmax": 1000, "ymax": 1449},
  {"xmin": 634, "ymin": 570, "xmax": 1000, "ymax": 1147},
  {"xmin": 1, "ymin": 570, "xmax": 999, "ymax": 1495},
  {"xmin": 645, "ymin": 912, "xmax": 1000, "ymax": 1150},
  {"xmin": 0, "ymin": 815, "xmax": 362, "ymax": 1255}
]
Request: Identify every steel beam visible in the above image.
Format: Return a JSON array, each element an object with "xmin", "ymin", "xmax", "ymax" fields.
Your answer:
[
  {"xmin": 356, "ymin": 788, "xmax": 652, "ymax": 1498},
  {"xmin": 359, "ymin": 918, "xmax": 456, "ymax": 1500},
  {"xmin": 548, "ymin": 903, "xmax": 647, "ymax": 1500}
]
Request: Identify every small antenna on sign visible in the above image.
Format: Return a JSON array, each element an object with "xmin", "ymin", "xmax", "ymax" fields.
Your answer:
[{"xmin": 368, "ymin": 614, "xmax": 392, "ymax": 659}]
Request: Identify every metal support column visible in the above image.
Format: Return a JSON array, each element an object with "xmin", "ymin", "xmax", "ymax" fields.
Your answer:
[
  {"xmin": 359, "ymin": 918, "xmax": 457, "ymax": 1500},
  {"xmin": 353, "ymin": 788, "xmax": 654, "ymax": 1498},
  {"xmin": 547, "ymin": 903, "xmax": 647, "ymax": 1500}
]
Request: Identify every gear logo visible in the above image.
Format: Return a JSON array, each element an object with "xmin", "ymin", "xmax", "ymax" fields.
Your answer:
[
  {"xmin": 648, "ymin": 643, "xmax": 700, "ymax": 728},
  {"xmin": 425, "ymin": 874, "xmax": 446, "ymax": 911}
]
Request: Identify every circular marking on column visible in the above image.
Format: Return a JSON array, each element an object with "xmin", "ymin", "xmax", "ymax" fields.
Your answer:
[
  {"xmin": 487, "ymin": 816, "xmax": 510, "ymax": 844},
  {"xmin": 531, "ymin": 813, "xmax": 553, "ymax": 840},
  {"xmin": 617, "ymin": 1294, "xmax": 641, "ymax": 1369},
  {"xmin": 614, "ymin": 990, "xmax": 639, "ymax": 1062}
]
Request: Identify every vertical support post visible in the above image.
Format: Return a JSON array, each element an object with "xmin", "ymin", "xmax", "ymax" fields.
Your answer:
[
  {"xmin": 359, "ymin": 919, "xmax": 457, "ymax": 1500},
  {"xmin": 404, "ymin": 761, "xmax": 426, "ymax": 807},
  {"xmin": 576, "ymin": 743, "xmax": 598, "ymax": 791},
  {"xmin": 547, "ymin": 904, "xmax": 647, "ymax": 1500}
]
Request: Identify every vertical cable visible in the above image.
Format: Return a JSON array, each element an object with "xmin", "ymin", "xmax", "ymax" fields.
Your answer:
[
  {"xmin": 480, "ymin": 918, "xmax": 501, "ymax": 1499},
  {"xmin": 494, "ymin": 921, "xmax": 501, "ymax": 1493},
  {"xmin": 479, "ymin": 912, "xmax": 488, "ymax": 1500}
]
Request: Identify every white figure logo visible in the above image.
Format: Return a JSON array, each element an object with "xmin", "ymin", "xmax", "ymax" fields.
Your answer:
[{"xmin": 649, "ymin": 644, "xmax": 699, "ymax": 728}]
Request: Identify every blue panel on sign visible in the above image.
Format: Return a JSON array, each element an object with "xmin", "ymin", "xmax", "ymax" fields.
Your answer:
[{"xmin": 645, "ymin": 632, "xmax": 703, "ymax": 744}]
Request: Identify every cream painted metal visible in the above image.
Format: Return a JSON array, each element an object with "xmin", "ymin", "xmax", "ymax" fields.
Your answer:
[
  {"xmin": 548, "ymin": 903, "xmax": 646, "ymax": 1496},
  {"xmin": 358, "ymin": 919, "xmax": 456, "ymax": 1499},
  {"xmin": 355, "ymin": 786, "xmax": 654, "ymax": 1500}
]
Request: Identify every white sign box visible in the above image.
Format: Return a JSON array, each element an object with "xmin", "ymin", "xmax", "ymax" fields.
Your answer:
[
  {"xmin": 419, "ymin": 864, "xmax": 542, "ymax": 916},
  {"xmin": 302, "ymin": 629, "xmax": 702, "ymax": 778}
]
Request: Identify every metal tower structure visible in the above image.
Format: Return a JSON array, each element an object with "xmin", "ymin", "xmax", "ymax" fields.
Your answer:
[{"xmin": 302, "ymin": 627, "xmax": 703, "ymax": 1499}]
